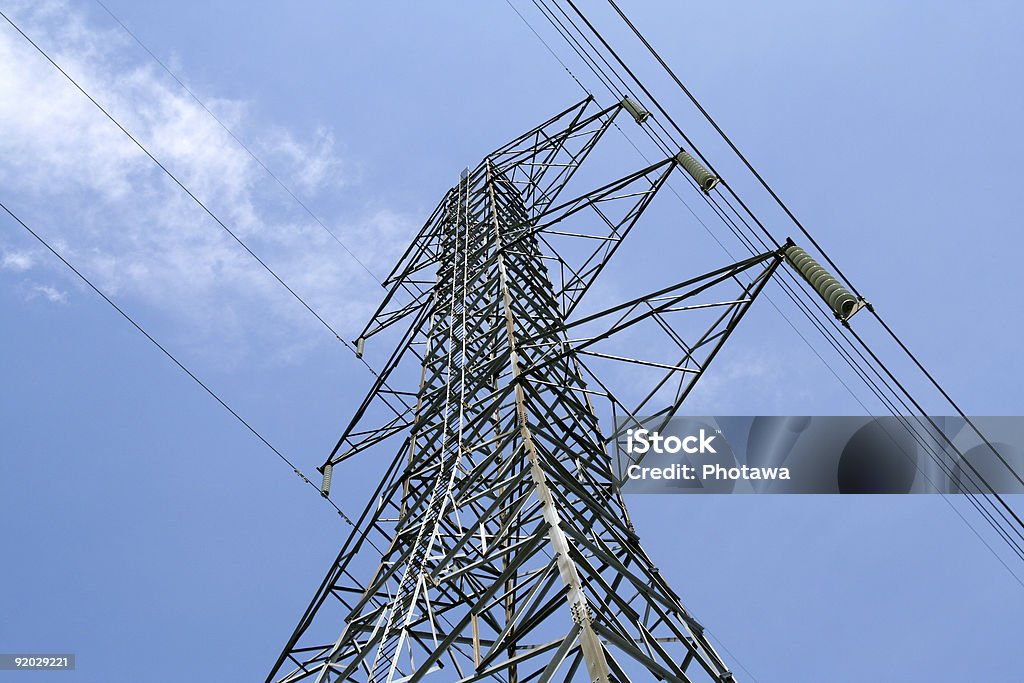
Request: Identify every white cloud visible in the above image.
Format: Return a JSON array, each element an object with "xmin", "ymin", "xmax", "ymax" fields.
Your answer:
[
  {"xmin": 26, "ymin": 282, "xmax": 67, "ymax": 304},
  {"xmin": 2, "ymin": 250, "xmax": 34, "ymax": 271},
  {"xmin": 0, "ymin": 1, "xmax": 412, "ymax": 361},
  {"xmin": 264, "ymin": 125, "xmax": 352, "ymax": 196}
]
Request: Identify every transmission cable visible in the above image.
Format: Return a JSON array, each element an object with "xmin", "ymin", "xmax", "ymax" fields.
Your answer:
[
  {"xmin": 543, "ymin": 0, "xmax": 1024, "ymax": 507},
  {"xmin": 597, "ymin": 0, "xmax": 1024, "ymax": 494},
  {"xmin": 524, "ymin": 0, "xmax": 922, "ymax": 441},
  {"xmin": 513, "ymin": 0, "xmax": 1024, "ymax": 577},
  {"xmin": 628, "ymin": 104, "xmax": 1024, "ymax": 550},
  {"xmin": 503, "ymin": 0, "xmax": 591, "ymax": 96},
  {"xmin": 553, "ymin": 0, "xmax": 1024, "ymax": 561},
  {"xmin": 0, "ymin": 199, "xmax": 358, "ymax": 529},
  {"xmin": 0, "ymin": 8, "xmax": 412, "ymax": 419},
  {"xmin": 509, "ymin": 0, "xmax": 1022, "ymax": 655},
  {"xmin": 602, "ymin": 0, "xmax": 845, "ymax": 286},
  {"xmin": 0, "ymin": 9, "xmax": 351, "ymax": 351},
  {"xmin": 587, "ymin": 0, "xmax": 1024, "ymax": 555},
  {"xmin": 92, "ymin": 0, "xmax": 382, "ymax": 286}
]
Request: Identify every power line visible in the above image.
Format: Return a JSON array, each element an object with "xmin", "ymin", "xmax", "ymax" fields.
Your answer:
[
  {"xmin": 502, "ymin": 0, "xmax": 591, "ymax": 96},
  {"xmin": 602, "ymin": 0, "xmax": 848, "ymax": 289},
  {"xmin": 0, "ymin": 198, "xmax": 357, "ymax": 528},
  {"xmin": 1, "ymin": 7, "xmax": 414, "ymax": 420},
  {"xmin": 594, "ymin": 0, "xmax": 1024, "ymax": 493},
  {"xmin": 511, "ymin": 0, "xmax": 1024, "ymax": 581},
  {"xmin": 872, "ymin": 309, "xmax": 1024, "ymax": 487},
  {"xmin": 504, "ymin": 5, "xmax": 1018, "ymax": 675},
  {"xmin": 559, "ymin": 0, "xmax": 782, "ymax": 252},
  {"xmin": 521, "ymin": 0, "xmax": 922, "ymax": 442},
  {"xmin": 549, "ymin": 0, "xmax": 1024, "ymax": 502},
  {"xmin": 0, "ymin": 8, "xmax": 354, "ymax": 354},
  {"xmin": 92, "ymin": 0, "xmax": 383, "ymax": 287}
]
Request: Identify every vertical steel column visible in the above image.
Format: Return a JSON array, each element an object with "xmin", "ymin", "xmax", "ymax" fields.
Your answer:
[{"xmin": 487, "ymin": 161, "xmax": 611, "ymax": 683}]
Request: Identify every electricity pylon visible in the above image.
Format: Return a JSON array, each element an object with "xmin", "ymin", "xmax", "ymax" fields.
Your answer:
[{"xmin": 267, "ymin": 97, "xmax": 793, "ymax": 683}]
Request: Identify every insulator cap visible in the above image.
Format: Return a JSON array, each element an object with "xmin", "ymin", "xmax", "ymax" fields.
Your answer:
[
  {"xmin": 674, "ymin": 150, "xmax": 720, "ymax": 192},
  {"xmin": 320, "ymin": 462, "xmax": 333, "ymax": 497},
  {"xmin": 355, "ymin": 336, "xmax": 365, "ymax": 358},
  {"xmin": 621, "ymin": 96, "xmax": 651, "ymax": 124},
  {"xmin": 784, "ymin": 245, "xmax": 859, "ymax": 320}
]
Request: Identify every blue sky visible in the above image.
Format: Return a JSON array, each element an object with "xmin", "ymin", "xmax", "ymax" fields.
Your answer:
[{"xmin": 1, "ymin": 1, "xmax": 1023, "ymax": 681}]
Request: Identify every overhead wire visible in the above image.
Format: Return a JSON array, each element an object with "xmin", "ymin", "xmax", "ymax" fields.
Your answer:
[
  {"xmin": 0, "ymin": 199, "xmax": 358, "ymax": 529},
  {"xmin": 505, "ymin": 4, "xmax": 949, "ymax": 676},
  {"xmin": 91, "ymin": 0, "xmax": 382, "ymax": 287},
  {"xmin": 511, "ymin": 0, "xmax": 1024, "ymax": 578},
  {"xmin": 557, "ymin": 1, "xmax": 1024, "ymax": 569},
  {"xmin": 502, "ymin": 0, "xmax": 591, "ymax": 96},
  {"xmin": 0, "ymin": 7, "xmax": 413, "ymax": 421},
  {"xmin": 0, "ymin": 6, "xmax": 421, "ymax": 538},
  {"xmin": 520, "ymin": 0, "xmax": 895, "ymax": 419},
  {"xmin": 636, "ymin": 121, "xmax": 1024, "ymax": 563},
  {"xmin": 576, "ymin": 0, "xmax": 1024, "ymax": 553},
  {"xmin": 5, "ymin": 0, "xmax": 1019, "ymax": 642},
  {"xmin": 599, "ymin": 0, "xmax": 1024, "ymax": 498},
  {"xmin": 0, "ymin": 9, "xmax": 350, "ymax": 351},
  {"xmin": 603, "ymin": 0, "xmax": 852, "ymax": 290},
  {"xmin": 559, "ymin": 0, "xmax": 780, "ymax": 253},
  {"xmin": 541, "ymin": 0, "xmax": 1024, "ymax": 505}
]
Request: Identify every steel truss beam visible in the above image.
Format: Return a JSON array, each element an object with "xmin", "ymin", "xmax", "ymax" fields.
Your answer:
[{"xmin": 267, "ymin": 100, "xmax": 781, "ymax": 683}]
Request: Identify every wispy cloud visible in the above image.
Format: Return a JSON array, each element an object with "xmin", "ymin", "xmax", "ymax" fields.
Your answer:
[
  {"xmin": 2, "ymin": 249, "xmax": 34, "ymax": 271},
  {"xmin": 0, "ymin": 1, "xmax": 411, "ymax": 362},
  {"xmin": 263, "ymin": 125, "xmax": 352, "ymax": 196},
  {"xmin": 25, "ymin": 282, "xmax": 68, "ymax": 304}
]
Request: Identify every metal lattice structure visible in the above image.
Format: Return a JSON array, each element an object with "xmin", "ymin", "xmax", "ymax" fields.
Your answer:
[{"xmin": 267, "ymin": 98, "xmax": 788, "ymax": 683}]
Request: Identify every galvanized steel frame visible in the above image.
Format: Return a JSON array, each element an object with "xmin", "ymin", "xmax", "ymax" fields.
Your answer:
[{"xmin": 266, "ymin": 98, "xmax": 785, "ymax": 683}]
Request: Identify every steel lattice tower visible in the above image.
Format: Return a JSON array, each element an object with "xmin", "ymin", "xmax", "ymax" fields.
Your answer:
[{"xmin": 267, "ymin": 98, "xmax": 790, "ymax": 683}]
